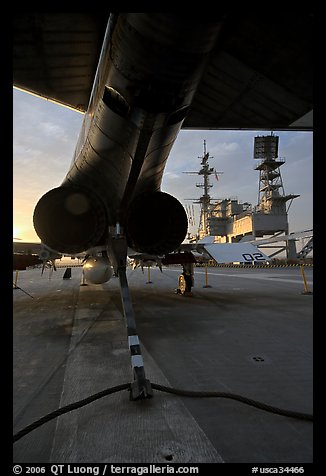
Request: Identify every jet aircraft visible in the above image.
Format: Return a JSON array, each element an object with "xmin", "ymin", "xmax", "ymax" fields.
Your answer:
[{"xmin": 13, "ymin": 12, "xmax": 313, "ymax": 398}]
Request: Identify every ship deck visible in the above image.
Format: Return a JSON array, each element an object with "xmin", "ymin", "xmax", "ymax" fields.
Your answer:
[{"xmin": 13, "ymin": 264, "xmax": 313, "ymax": 464}]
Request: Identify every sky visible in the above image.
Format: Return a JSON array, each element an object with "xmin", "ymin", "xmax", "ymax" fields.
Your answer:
[{"xmin": 13, "ymin": 88, "xmax": 313, "ymax": 243}]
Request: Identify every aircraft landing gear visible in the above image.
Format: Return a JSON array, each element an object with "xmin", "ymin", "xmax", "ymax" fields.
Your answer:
[
  {"xmin": 177, "ymin": 262, "xmax": 194, "ymax": 297},
  {"xmin": 108, "ymin": 230, "xmax": 152, "ymax": 400}
]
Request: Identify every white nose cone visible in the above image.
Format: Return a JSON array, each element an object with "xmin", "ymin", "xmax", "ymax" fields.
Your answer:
[{"xmin": 83, "ymin": 256, "xmax": 113, "ymax": 284}]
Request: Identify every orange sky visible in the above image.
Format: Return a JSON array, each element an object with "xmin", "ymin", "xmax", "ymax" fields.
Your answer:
[{"xmin": 13, "ymin": 89, "xmax": 83, "ymax": 242}]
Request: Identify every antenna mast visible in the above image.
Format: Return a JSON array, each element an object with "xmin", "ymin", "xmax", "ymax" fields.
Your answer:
[{"xmin": 183, "ymin": 140, "xmax": 223, "ymax": 239}]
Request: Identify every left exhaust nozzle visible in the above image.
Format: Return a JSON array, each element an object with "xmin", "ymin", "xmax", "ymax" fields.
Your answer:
[{"xmin": 33, "ymin": 186, "xmax": 108, "ymax": 254}]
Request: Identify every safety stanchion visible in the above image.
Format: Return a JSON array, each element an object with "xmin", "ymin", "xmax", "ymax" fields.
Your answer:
[
  {"xmin": 13, "ymin": 270, "xmax": 19, "ymax": 289},
  {"xmin": 300, "ymin": 265, "xmax": 312, "ymax": 295},
  {"xmin": 13, "ymin": 270, "xmax": 34, "ymax": 298},
  {"xmin": 146, "ymin": 265, "xmax": 152, "ymax": 284},
  {"xmin": 80, "ymin": 269, "xmax": 87, "ymax": 286},
  {"xmin": 203, "ymin": 263, "xmax": 212, "ymax": 288}
]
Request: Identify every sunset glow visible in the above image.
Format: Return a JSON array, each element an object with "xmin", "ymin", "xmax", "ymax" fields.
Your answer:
[
  {"xmin": 13, "ymin": 89, "xmax": 313, "ymax": 243},
  {"xmin": 13, "ymin": 227, "xmax": 21, "ymax": 239}
]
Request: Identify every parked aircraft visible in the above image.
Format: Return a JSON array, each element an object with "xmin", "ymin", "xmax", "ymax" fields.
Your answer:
[
  {"xmin": 13, "ymin": 12, "xmax": 312, "ymax": 282},
  {"xmin": 13, "ymin": 13, "xmax": 312, "ymax": 397}
]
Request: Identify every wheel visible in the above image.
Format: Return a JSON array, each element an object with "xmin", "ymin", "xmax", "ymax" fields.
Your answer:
[{"xmin": 178, "ymin": 274, "xmax": 186, "ymax": 295}]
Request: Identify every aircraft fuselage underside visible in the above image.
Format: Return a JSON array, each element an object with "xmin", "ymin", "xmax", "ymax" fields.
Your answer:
[
  {"xmin": 31, "ymin": 14, "xmax": 223, "ymax": 398},
  {"xmin": 33, "ymin": 14, "xmax": 221, "ymax": 257}
]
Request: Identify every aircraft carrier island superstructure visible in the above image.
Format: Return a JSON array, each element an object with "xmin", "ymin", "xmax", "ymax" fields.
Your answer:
[{"xmin": 187, "ymin": 134, "xmax": 308, "ymax": 259}]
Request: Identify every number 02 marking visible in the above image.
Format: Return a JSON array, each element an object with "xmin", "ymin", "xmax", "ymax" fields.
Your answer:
[{"xmin": 242, "ymin": 253, "xmax": 265, "ymax": 261}]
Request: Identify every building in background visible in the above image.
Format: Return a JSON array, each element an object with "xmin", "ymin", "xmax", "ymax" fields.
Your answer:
[{"xmin": 186, "ymin": 135, "xmax": 312, "ymax": 260}]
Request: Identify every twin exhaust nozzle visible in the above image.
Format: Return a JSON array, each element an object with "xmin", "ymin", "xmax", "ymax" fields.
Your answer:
[{"xmin": 33, "ymin": 187, "xmax": 188, "ymax": 256}]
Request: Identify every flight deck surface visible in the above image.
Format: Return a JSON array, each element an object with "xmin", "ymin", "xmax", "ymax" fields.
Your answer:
[{"xmin": 13, "ymin": 264, "xmax": 313, "ymax": 464}]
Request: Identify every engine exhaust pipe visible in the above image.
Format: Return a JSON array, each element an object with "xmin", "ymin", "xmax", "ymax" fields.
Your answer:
[
  {"xmin": 125, "ymin": 191, "xmax": 188, "ymax": 255},
  {"xmin": 33, "ymin": 186, "xmax": 108, "ymax": 254}
]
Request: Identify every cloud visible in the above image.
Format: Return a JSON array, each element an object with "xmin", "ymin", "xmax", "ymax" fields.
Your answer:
[
  {"xmin": 13, "ymin": 89, "xmax": 83, "ymax": 195},
  {"xmin": 39, "ymin": 121, "xmax": 69, "ymax": 141},
  {"xmin": 164, "ymin": 171, "xmax": 181, "ymax": 180},
  {"xmin": 163, "ymin": 129, "xmax": 312, "ymax": 234},
  {"xmin": 13, "ymin": 89, "xmax": 313, "ymax": 240},
  {"xmin": 214, "ymin": 141, "xmax": 239, "ymax": 154},
  {"xmin": 13, "ymin": 90, "xmax": 84, "ymax": 239}
]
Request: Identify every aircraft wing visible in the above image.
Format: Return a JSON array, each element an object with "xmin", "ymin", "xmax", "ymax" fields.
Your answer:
[
  {"xmin": 13, "ymin": 241, "xmax": 43, "ymax": 255},
  {"xmin": 13, "ymin": 242, "xmax": 43, "ymax": 271},
  {"xmin": 13, "ymin": 241, "xmax": 60, "ymax": 255},
  {"xmin": 132, "ymin": 242, "xmax": 270, "ymax": 267},
  {"xmin": 196, "ymin": 242, "xmax": 270, "ymax": 264},
  {"xmin": 13, "ymin": 13, "xmax": 312, "ymax": 129},
  {"xmin": 13, "ymin": 241, "xmax": 62, "ymax": 263}
]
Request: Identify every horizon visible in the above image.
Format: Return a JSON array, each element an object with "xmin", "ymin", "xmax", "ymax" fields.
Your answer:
[{"xmin": 13, "ymin": 88, "xmax": 313, "ymax": 244}]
